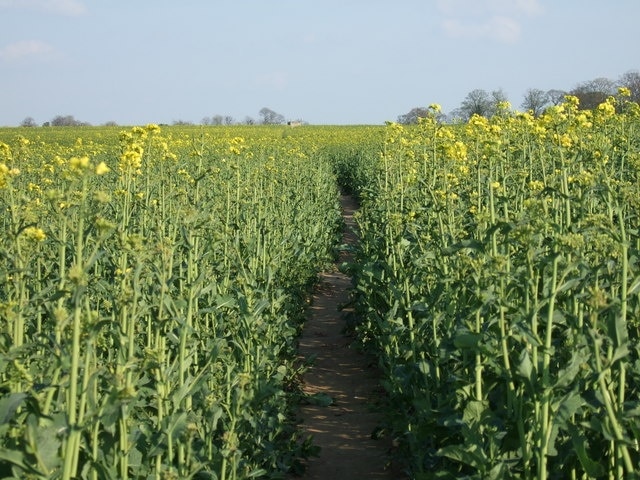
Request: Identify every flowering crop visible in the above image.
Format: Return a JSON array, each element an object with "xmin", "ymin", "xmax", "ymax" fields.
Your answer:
[
  {"xmin": 0, "ymin": 124, "xmax": 366, "ymax": 479},
  {"xmin": 350, "ymin": 95, "xmax": 640, "ymax": 479}
]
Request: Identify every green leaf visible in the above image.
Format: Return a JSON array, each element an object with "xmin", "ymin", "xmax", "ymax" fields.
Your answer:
[
  {"xmin": 463, "ymin": 400, "xmax": 488, "ymax": 424},
  {"xmin": 555, "ymin": 347, "xmax": 588, "ymax": 389},
  {"xmin": 516, "ymin": 348, "xmax": 533, "ymax": 383},
  {"xmin": 29, "ymin": 413, "xmax": 64, "ymax": 472},
  {"xmin": 437, "ymin": 444, "xmax": 486, "ymax": 469},
  {"xmin": 216, "ymin": 295, "xmax": 237, "ymax": 309},
  {"xmin": 568, "ymin": 423, "xmax": 606, "ymax": 477},
  {"xmin": 0, "ymin": 449, "xmax": 41, "ymax": 476},
  {"xmin": 443, "ymin": 239, "xmax": 485, "ymax": 255},
  {"xmin": 453, "ymin": 329, "xmax": 481, "ymax": 350},
  {"xmin": 0, "ymin": 393, "xmax": 28, "ymax": 424}
]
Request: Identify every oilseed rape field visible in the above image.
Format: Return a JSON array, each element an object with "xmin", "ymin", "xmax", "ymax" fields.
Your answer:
[{"xmin": 1, "ymin": 92, "xmax": 640, "ymax": 479}]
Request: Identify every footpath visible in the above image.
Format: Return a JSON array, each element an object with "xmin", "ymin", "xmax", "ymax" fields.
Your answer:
[{"xmin": 294, "ymin": 194, "xmax": 403, "ymax": 479}]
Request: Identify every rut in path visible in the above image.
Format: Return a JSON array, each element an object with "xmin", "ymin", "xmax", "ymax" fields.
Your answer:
[{"xmin": 294, "ymin": 194, "xmax": 402, "ymax": 479}]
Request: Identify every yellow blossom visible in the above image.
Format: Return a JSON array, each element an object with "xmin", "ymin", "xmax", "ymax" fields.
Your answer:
[
  {"xmin": 0, "ymin": 142, "xmax": 11, "ymax": 160},
  {"xmin": 596, "ymin": 99, "xmax": 616, "ymax": 117},
  {"xmin": 22, "ymin": 226, "xmax": 46, "ymax": 242},
  {"xmin": 618, "ymin": 87, "xmax": 631, "ymax": 97},
  {"xmin": 95, "ymin": 161, "xmax": 110, "ymax": 175},
  {"xmin": 528, "ymin": 180, "xmax": 545, "ymax": 192},
  {"xmin": 69, "ymin": 156, "xmax": 90, "ymax": 171}
]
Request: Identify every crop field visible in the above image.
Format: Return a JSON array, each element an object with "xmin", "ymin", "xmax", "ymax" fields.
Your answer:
[
  {"xmin": 1, "ymin": 92, "xmax": 640, "ymax": 479},
  {"xmin": 348, "ymin": 96, "xmax": 640, "ymax": 479},
  {"xmin": 0, "ymin": 124, "xmax": 382, "ymax": 479}
]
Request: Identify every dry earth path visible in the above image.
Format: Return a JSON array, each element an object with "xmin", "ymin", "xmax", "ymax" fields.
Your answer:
[{"xmin": 293, "ymin": 194, "xmax": 404, "ymax": 479}]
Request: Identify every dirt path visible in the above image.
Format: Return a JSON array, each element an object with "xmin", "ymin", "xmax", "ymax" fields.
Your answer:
[{"xmin": 293, "ymin": 194, "xmax": 402, "ymax": 479}]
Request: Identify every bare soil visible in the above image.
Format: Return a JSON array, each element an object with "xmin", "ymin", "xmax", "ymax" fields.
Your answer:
[{"xmin": 292, "ymin": 194, "xmax": 404, "ymax": 479}]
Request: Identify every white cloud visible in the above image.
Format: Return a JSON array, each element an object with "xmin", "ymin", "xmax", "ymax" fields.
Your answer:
[
  {"xmin": 0, "ymin": 39, "xmax": 55, "ymax": 61},
  {"xmin": 437, "ymin": 0, "xmax": 541, "ymax": 43},
  {"xmin": 0, "ymin": 0, "xmax": 87, "ymax": 16}
]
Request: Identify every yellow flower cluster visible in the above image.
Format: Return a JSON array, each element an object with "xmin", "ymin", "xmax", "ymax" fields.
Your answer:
[
  {"xmin": 22, "ymin": 226, "xmax": 46, "ymax": 242},
  {"xmin": 0, "ymin": 162, "xmax": 20, "ymax": 188}
]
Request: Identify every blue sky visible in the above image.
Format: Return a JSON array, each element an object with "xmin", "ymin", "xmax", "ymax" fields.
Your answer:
[{"xmin": 1, "ymin": 0, "xmax": 638, "ymax": 126}]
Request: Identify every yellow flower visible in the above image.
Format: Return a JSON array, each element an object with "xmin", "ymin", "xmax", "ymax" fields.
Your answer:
[
  {"xmin": 0, "ymin": 142, "xmax": 11, "ymax": 160},
  {"xmin": 69, "ymin": 156, "xmax": 90, "ymax": 171},
  {"xmin": 0, "ymin": 163, "xmax": 20, "ymax": 188},
  {"xmin": 119, "ymin": 145, "xmax": 143, "ymax": 173},
  {"xmin": 618, "ymin": 87, "xmax": 631, "ymax": 97},
  {"xmin": 596, "ymin": 98, "xmax": 616, "ymax": 117},
  {"xmin": 0, "ymin": 163, "xmax": 9, "ymax": 188},
  {"xmin": 528, "ymin": 180, "xmax": 545, "ymax": 192},
  {"xmin": 95, "ymin": 161, "xmax": 110, "ymax": 175},
  {"xmin": 22, "ymin": 226, "xmax": 46, "ymax": 242},
  {"xmin": 564, "ymin": 95, "xmax": 580, "ymax": 109},
  {"xmin": 553, "ymin": 133, "xmax": 573, "ymax": 148}
]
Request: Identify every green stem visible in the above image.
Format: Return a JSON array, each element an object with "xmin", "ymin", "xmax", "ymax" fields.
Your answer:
[{"xmin": 538, "ymin": 252, "xmax": 559, "ymax": 480}]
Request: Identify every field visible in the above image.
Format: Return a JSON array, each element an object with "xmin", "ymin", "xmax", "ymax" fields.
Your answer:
[{"xmin": 1, "ymin": 93, "xmax": 640, "ymax": 479}]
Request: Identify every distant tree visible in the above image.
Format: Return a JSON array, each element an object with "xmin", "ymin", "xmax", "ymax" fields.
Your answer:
[
  {"xmin": 172, "ymin": 119, "xmax": 193, "ymax": 126},
  {"xmin": 618, "ymin": 70, "xmax": 640, "ymax": 103},
  {"xmin": 103, "ymin": 121, "xmax": 118, "ymax": 126},
  {"xmin": 244, "ymin": 116, "xmax": 255, "ymax": 125},
  {"xmin": 521, "ymin": 88, "xmax": 549, "ymax": 116},
  {"xmin": 224, "ymin": 116, "xmax": 235, "ymax": 125},
  {"xmin": 570, "ymin": 77, "xmax": 616, "ymax": 110},
  {"xmin": 397, "ymin": 107, "xmax": 429, "ymax": 125},
  {"xmin": 489, "ymin": 89, "xmax": 510, "ymax": 116},
  {"xmin": 459, "ymin": 89, "xmax": 491, "ymax": 119},
  {"xmin": 50, "ymin": 115, "xmax": 89, "ymax": 126},
  {"xmin": 259, "ymin": 107, "xmax": 285, "ymax": 125},
  {"xmin": 546, "ymin": 89, "xmax": 567, "ymax": 106},
  {"xmin": 21, "ymin": 117, "xmax": 37, "ymax": 127}
]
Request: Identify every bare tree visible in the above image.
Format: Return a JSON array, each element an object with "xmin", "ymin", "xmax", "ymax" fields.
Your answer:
[
  {"xmin": 521, "ymin": 88, "xmax": 549, "ymax": 116},
  {"xmin": 618, "ymin": 70, "xmax": 640, "ymax": 103},
  {"xmin": 244, "ymin": 116, "xmax": 255, "ymax": 125},
  {"xmin": 20, "ymin": 117, "xmax": 37, "ymax": 127},
  {"xmin": 570, "ymin": 77, "xmax": 616, "ymax": 110},
  {"xmin": 489, "ymin": 89, "xmax": 509, "ymax": 116},
  {"xmin": 259, "ymin": 107, "xmax": 285, "ymax": 125},
  {"xmin": 397, "ymin": 107, "xmax": 429, "ymax": 125},
  {"xmin": 546, "ymin": 89, "xmax": 567, "ymax": 106},
  {"xmin": 459, "ymin": 89, "xmax": 492, "ymax": 119},
  {"xmin": 51, "ymin": 115, "xmax": 90, "ymax": 126},
  {"xmin": 224, "ymin": 116, "xmax": 235, "ymax": 125}
]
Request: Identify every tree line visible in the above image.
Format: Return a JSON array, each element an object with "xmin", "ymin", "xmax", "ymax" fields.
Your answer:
[
  {"xmin": 19, "ymin": 108, "xmax": 298, "ymax": 128},
  {"xmin": 398, "ymin": 69, "xmax": 640, "ymax": 124}
]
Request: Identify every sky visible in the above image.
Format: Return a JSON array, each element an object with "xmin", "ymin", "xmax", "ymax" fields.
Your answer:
[{"xmin": 1, "ymin": 0, "xmax": 639, "ymax": 126}]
